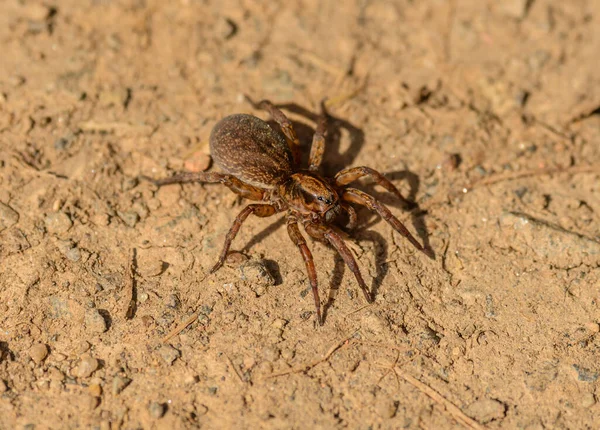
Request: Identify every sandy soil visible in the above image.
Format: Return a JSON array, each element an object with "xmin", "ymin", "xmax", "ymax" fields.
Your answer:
[{"xmin": 1, "ymin": 0, "xmax": 600, "ymax": 428}]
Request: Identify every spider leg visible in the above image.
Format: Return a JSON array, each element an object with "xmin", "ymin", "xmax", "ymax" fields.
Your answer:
[
  {"xmin": 341, "ymin": 187, "xmax": 433, "ymax": 258},
  {"xmin": 334, "ymin": 166, "xmax": 412, "ymax": 207},
  {"xmin": 245, "ymin": 96, "xmax": 301, "ymax": 167},
  {"xmin": 210, "ymin": 204, "xmax": 278, "ymax": 273},
  {"xmin": 340, "ymin": 202, "xmax": 358, "ymax": 230},
  {"xmin": 141, "ymin": 172, "xmax": 265, "ymax": 200},
  {"xmin": 287, "ymin": 217, "xmax": 322, "ymax": 325},
  {"xmin": 308, "ymin": 100, "xmax": 328, "ymax": 172},
  {"xmin": 304, "ymin": 222, "xmax": 373, "ymax": 303}
]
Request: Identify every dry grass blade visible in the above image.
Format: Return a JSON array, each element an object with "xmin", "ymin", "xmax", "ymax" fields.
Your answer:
[
  {"xmin": 394, "ymin": 368, "xmax": 485, "ymax": 430},
  {"xmin": 266, "ymin": 330, "xmax": 359, "ymax": 378}
]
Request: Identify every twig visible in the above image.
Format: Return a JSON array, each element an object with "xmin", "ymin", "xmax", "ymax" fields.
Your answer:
[
  {"xmin": 162, "ymin": 313, "xmax": 199, "ymax": 343},
  {"xmin": 394, "ymin": 368, "xmax": 485, "ymax": 430},
  {"xmin": 226, "ymin": 354, "xmax": 247, "ymax": 385},
  {"xmin": 266, "ymin": 330, "xmax": 359, "ymax": 378},
  {"xmin": 123, "ymin": 248, "xmax": 137, "ymax": 319},
  {"xmin": 465, "ymin": 164, "xmax": 598, "ymax": 192}
]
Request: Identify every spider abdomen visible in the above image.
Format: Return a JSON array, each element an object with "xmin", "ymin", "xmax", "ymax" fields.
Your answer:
[{"xmin": 210, "ymin": 114, "xmax": 293, "ymax": 189}]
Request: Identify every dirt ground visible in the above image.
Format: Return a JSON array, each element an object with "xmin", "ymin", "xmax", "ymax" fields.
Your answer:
[{"xmin": 1, "ymin": 0, "xmax": 599, "ymax": 428}]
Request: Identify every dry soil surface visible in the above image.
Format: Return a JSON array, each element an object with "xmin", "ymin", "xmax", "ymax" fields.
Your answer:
[{"xmin": 1, "ymin": 0, "xmax": 600, "ymax": 429}]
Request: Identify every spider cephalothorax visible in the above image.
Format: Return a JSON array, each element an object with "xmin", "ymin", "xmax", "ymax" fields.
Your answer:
[{"xmin": 147, "ymin": 97, "xmax": 433, "ymax": 325}]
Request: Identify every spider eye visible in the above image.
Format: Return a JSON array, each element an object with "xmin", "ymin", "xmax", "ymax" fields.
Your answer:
[{"xmin": 317, "ymin": 196, "xmax": 324, "ymax": 202}]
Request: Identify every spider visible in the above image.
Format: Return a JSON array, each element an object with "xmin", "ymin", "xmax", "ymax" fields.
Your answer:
[{"xmin": 147, "ymin": 97, "xmax": 433, "ymax": 325}]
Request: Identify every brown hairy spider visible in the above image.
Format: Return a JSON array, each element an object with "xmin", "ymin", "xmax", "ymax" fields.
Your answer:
[{"xmin": 147, "ymin": 97, "xmax": 433, "ymax": 325}]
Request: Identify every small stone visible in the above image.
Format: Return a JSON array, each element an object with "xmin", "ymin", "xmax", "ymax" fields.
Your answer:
[
  {"xmin": 112, "ymin": 376, "xmax": 131, "ymax": 395},
  {"xmin": 122, "ymin": 177, "xmax": 139, "ymax": 191},
  {"xmin": 24, "ymin": 3, "xmax": 52, "ymax": 20},
  {"xmin": 239, "ymin": 259, "xmax": 275, "ymax": 296},
  {"xmin": 85, "ymin": 309, "xmax": 108, "ymax": 334},
  {"xmin": 65, "ymin": 246, "xmax": 81, "ymax": 262},
  {"xmin": 261, "ymin": 346, "xmax": 280, "ymax": 362},
  {"xmin": 72, "ymin": 354, "xmax": 99, "ymax": 378},
  {"xmin": 254, "ymin": 361, "xmax": 273, "ymax": 376},
  {"xmin": 280, "ymin": 348, "xmax": 295, "ymax": 361},
  {"xmin": 47, "ymin": 367, "xmax": 64, "ymax": 381},
  {"xmin": 376, "ymin": 398, "xmax": 398, "ymax": 419},
  {"xmin": 29, "ymin": 343, "xmax": 49, "ymax": 364},
  {"xmin": 74, "ymin": 340, "xmax": 91, "ymax": 355},
  {"xmin": 221, "ymin": 311, "xmax": 236, "ymax": 324},
  {"xmin": 52, "ymin": 352, "xmax": 66, "ymax": 362},
  {"xmin": 88, "ymin": 383, "xmax": 102, "ymax": 397},
  {"xmin": 183, "ymin": 151, "xmax": 211, "ymax": 172},
  {"xmin": 86, "ymin": 395, "xmax": 100, "ymax": 410},
  {"xmin": 573, "ymin": 365, "xmax": 599, "ymax": 382},
  {"xmin": 580, "ymin": 392, "xmax": 596, "ymax": 408},
  {"xmin": 499, "ymin": 0, "xmax": 529, "ymax": 18},
  {"xmin": 0, "ymin": 380, "xmax": 7, "ymax": 393},
  {"xmin": 117, "ymin": 211, "xmax": 139, "ymax": 227},
  {"xmin": 0, "ymin": 202, "xmax": 19, "ymax": 231},
  {"xmin": 139, "ymin": 292, "xmax": 149, "ymax": 303},
  {"xmin": 465, "ymin": 399, "xmax": 506, "ymax": 424},
  {"xmin": 183, "ymin": 374, "xmax": 198, "ymax": 385},
  {"xmin": 165, "ymin": 294, "xmax": 180, "ymax": 309},
  {"xmin": 159, "ymin": 344, "xmax": 180, "ymax": 365},
  {"xmin": 271, "ymin": 319, "xmax": 287, "ymax": 330},
  {"xmin": 148, "ymin": 401, "xmax": 166, "ymax": 419},
  {"xmin": 45, "ymin": 212, "xmax": 73, "ymax": 234},
  {"xmin": 225, "ymin": 251, "xmax": 248, "ymax": 267}
]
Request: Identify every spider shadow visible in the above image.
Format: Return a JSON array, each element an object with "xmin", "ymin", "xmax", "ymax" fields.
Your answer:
[
  {"xmin": 321, "ymin": 228, "xmax": 389, "ymax": 324},
  {"xmin": 274, "ymin": 102, "xmax": 365, "ymax": 173},
  {"xmin": 357, "ymin": 170, "xmax": 434, "ymax": 259}
]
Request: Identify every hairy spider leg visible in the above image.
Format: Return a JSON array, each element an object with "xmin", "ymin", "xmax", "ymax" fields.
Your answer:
[
  {"xmin": 210, "ymin": 204, "xmax": 279, "ymax": 273},
  {"xmin": 142, "ymin": 172, "xmax": 265, "ymax": 200},
  {"xmin": 304, "ymin": 222, "xmax": 373, "ymax": 304},
  {"xmin": 308, "ymin": 100, "xmax": 328, "ymax": 172},
  {"xmin": 335, "ymin": 166, "xmax": 413, "ymax": 207},
  {"xmin": 342, "ymin": 188, "xmax": 433, "ymax": 258},
  {"xmin": 245, "ymin": 96, "xmax": 301, "ymax": 167},
  {"xmin": 340, "ymin": 202, "xmax": 358, "ymax": 230},
  {"xmin": 287, "ymin": 217, "xmax": 323, "ymax": 325}
]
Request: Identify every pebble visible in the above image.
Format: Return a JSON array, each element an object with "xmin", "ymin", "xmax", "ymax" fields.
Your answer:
[
  {"xmin": 239, "ymin": 260, "xmax": 275, "ymax": 296},
  {"xmin": 85, "ymin": 308, "xmax": 108, "ymax": 334},
  {"xmin": 183, "ymin": 374, "xmax": 198, "ymax": 385},
  {"xmin": 573, "ymin": 365, "xmax": 599, "ymax": 382},
  {"xmin": 159, "ymin": 344, "xmax": 180, "ymax": 365},
  {"xmin": 148, "ymin": 401, "xmax": 166, "ymax": 419},
  {"xmin": 122, "ymin": 177, "xmax": 138, "ymax": 191},
  {"xmin": 85, "ymin": 395, "xmax": 100, "ymax": 410},
  {"xmin": 65, "ymin": 246, "xmax": 81, "ymax": 262},
  {"xmin": 29, "ymin": 343, "xmax": 49, "ymax": 364},
  {"xmin": 88, "ymin": 383, "xmax": 102, "ymax": 397},
  {"xmin": 24, "ymin": 3, "xmax": 52, "ymax": 20},
  {"xmin": 74, "ymin": 340, "xmax": 91, "ymax": 355},
  {"xmin": 376, "ymin": 398, "xmax": 398, "ymax": 419},
  {"xmin": 0, "ymin": 380, "xmax": 7, "ymax": 393},
  {"xmin": 261, "ymin": 346, "xmax": 280, "ymax": 362},
  {"xmin": 0, "ymin": 202, "xmax": 19, "ymax": 231},
  {"xmin": 165, "ymin": 294, "xmax": 180, "ymax": 309},
  {"xmin": 72, "ymin": 354, "xmax": 99, "ymax": 378},
  {"xmin": 45, "ymin": 212, "xmax": 73, "ymax": 234},
  {"xmin": 254, "ymin": 361, "xmax": 273, "ymax": 376},
  {"xmin": 117, "ymin": 211, "xmax": 139, "ymax": 227},
  {"xmin": 225, "ymin": 251, "xmax": 248, "ymax": 267},
  {"xmin": 112, "ymin": 376, "xmax": 131, "ymax": 395},
  {"xmin": 183, "ymin": 151, "xmax": 211, "ymax": 172},
  {"xmin": 47, "ymin": 367, "xmax": 64, "ymax": 381},
  {"xmin": 465, "ymin": 399, "xmax": 506, "ymax": 424}
]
